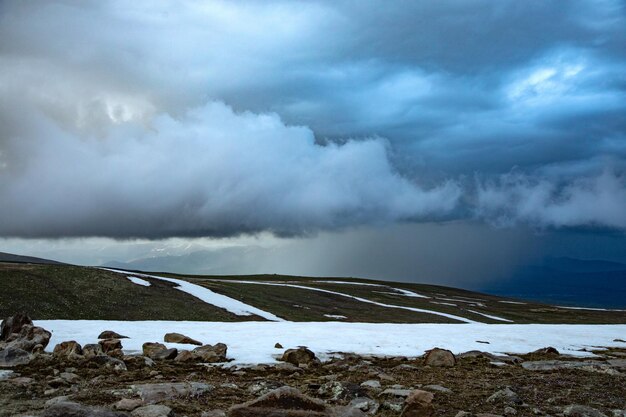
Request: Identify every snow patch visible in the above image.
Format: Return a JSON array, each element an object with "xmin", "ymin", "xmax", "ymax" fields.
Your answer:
[
  {"xmin": 467, "ymin": 310, "xmax": 514, "ymax": 323},
  {"xmin": 35, "ymin": 320, "xmax": 626, "ymax": 365},
  {"xmin": 323, "ymin": 314, "xmax": 347, "ymax": 320},
  {"xmin": 126, "ymin": 276, "xmax": 151, "ymax": 287}
]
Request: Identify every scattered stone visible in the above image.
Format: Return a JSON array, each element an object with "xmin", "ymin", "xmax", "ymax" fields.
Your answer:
[
  {"xmin": 11, "ymin": 376, "xmax": 35, "ymax": 387},
  {"xmin": 5, "ymin": 324, "xmax": 51, "ymax": 352},
  {"xmin": 280, "ymin": 346, "xmax": 318, "ymax": 366},
  {"xmin": 131, "ymin": 404, "xmax": 173, "ymax": 417},
  {"xmin": 275, "ymin": 343, "xmax": 283, "ymax": 349},
  {"xmin": 229, "ymin": 386, "xmax": 365, "ymax": 417},
  {"xmin": 90, "ymin": 355, "xmax": 128, "ymax": 371},
  {"xmin": 42, "ymin": 401, "xmax": 127, "ymax": 417},
  {"xmin": 131, "ymin": 382, "xmax": 213, "ymax": 403},
  {"xmin": 0, "ymin": 346, "xmax": 30, "ymax": 366},
  {"xmin": 521, "ymin": 360, "xmax": 620, "ymax": 374},
  {"xmin": 164, "ymin": 332, "xmax": 202, "ymax": 345},
  {"xmin": 487, "ymin": 387, "xmax": 522, "ymax": 405},
  {"xmin": 422, "ymin": 384, "xmax": 452, "ymax": 393},
  {"xmin": 380, "ymin": 388, "xmax": 413, "ymax": 398},
  {"xmin": 400, "ymin": 389, "xmax": 434, "ymax": 417},
  {"xmin": 98, "ymin": 330, "xmax": 129, "ymax": 339},
  {"xmin": 360, "ymin": 380, "xmax": 381, "ymax": 390},
  {"xmin": 563, "ymin": 405, "xmax": 608, "ymax": 417},
  {"xmin": 115, "ymin": 398, "xmax": 144, "ymax": 411},
  {"xmin": 349, "ymin": 398, "xmax": 380, "ymax": 415},
  {"xmin": 193, "ymin": 343, "xmax": 228, "ymax": 362},
  {"xmin": 0, "ymin": 370, "xmax": 14, "ymax": 380},
  {"xmin": 60, "ymin": 371, "xmax": 80, "ymax": 383},
  {"xmin": 202, "ymin": 411, "xmax": 227, "ymax": 417},
  {"xmin": 533, "ymin": 347, "xmax": 560, "ymax": 355},
  {"xmin": 83, "ymin": 343, "xmax": 104, "ymax": 359},
  {"xmin": 317, "ymin": 381, "xmax": 365, "ymax": 401},
  {"xmin": 99, "ymin": 338, "xmax": 123, "ymax": 353},
  {"xmin": 142, "ymin": 342, "xmax": 177, "ymax": 360},
  {"xmin": 53, "ymin": 341, "xmax": 83, "ymax": 359},
  {"xmin": 424, "ymin": 348, "xmax": 456, "ymax": 367},
  {"xmin": 0, "ymin": 312, "xmax": 32, "ymax": 341},
  {"xmin": 44, "ymin": 396, "xmax": 71, "ymax": 408},
  {"xmin": 174, "ymin": 349, "xmax": 196, "ymax": 362},
  {"xmin": 504, "ymin": 407, "xmax": 517, "ymax": 416}
]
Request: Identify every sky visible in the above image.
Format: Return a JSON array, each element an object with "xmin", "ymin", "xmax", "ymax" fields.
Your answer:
[{"xmin": 0, "ymin": 1, "xmax": 625, "ymax": 286}]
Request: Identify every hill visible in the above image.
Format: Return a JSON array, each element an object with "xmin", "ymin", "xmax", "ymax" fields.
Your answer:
[
  {"xmin": 1, "ymin": 262, "xmax": 625, "ymax": 324},
  {"xmin": 0, "ymin": 251, "xmax": 63, "ymax": 265}
]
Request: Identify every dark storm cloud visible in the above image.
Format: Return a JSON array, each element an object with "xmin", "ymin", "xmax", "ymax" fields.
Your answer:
[{"xmin": 0, "ymin": 0, "xmax": 625, "ymax": 238}]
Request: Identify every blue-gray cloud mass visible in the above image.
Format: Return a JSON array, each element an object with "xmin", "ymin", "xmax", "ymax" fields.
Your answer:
[{"xmin": 0, "ymin": 0, "xmax": 625, "ymax": 238}]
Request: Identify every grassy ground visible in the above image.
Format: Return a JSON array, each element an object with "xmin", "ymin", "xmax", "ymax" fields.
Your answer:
[
  {"xmin": 2, "ymin": 262, "xmax": 626, "ymax": 323},
  {"xmin": 0, "ymin": 263, "xmax": 259, "ymax": 321}
]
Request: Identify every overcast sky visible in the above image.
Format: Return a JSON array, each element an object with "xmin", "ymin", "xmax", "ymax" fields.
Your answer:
[{"xmin": 1, "ymin": 1, "xmax": 625, "ymax": 283}]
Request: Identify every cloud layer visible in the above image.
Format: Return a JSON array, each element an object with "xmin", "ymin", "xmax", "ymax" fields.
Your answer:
[{"xmin": 0, "ymin": 0, "xmax": 625, "ymax": 238}]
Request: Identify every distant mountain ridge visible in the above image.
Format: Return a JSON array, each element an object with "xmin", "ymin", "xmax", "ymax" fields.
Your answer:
[{"xmin": 0, "ymin": 251, "xmax": 63, "ymax": 265}]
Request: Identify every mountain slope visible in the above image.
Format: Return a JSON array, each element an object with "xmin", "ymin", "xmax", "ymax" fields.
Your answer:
[
  {"xmin": 0, "ymin": 251, "xmax": 63, "ymax": 265},
  {"xmin": 2, "ymin": 262, "xmax": 625, "ymax": 324}
]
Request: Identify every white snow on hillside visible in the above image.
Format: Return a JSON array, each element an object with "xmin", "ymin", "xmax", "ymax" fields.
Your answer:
[
  {"xmin": 467, "ymin": 309, "xmax": 513, "ymax": 323},
  {"xmin": 314, "ymin": 280, "xmax": 429, "ymax": 298},
  {"xmin": 126, "ymin": 276, "xmax": 151, "ymax": 287},
  {"xmin": 214, "ymin": 280, "xmax": 477, "ymax": 323},
  {"xmin": 103, "ymin": 269, "xmax": 284, "ymax": 321},
  {"xmin": 36, "ymin": 320, "xmax": 626, "ymax": 365}
]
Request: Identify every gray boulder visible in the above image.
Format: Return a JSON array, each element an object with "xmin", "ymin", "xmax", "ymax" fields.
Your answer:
[
  {"xmin": 0, "ymin": 346, "xmax": 31, "ymax": 367},
  {"xmin": 41, "ymin": 401, "xmax": 128, "ymax": 417}
]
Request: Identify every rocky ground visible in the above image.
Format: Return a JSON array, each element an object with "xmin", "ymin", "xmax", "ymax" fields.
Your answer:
[{"xmin": 1, "ymin": 314, "xmax": 626, "ymax": 417}]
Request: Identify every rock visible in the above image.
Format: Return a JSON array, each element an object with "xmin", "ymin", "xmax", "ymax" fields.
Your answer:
[
  {"xmin": 83, "ymin": 343, "xmax": 104, "ymax": 359},
  {"xmin": 164, "ymin": 332, "xmax": 202, "ymax": 345},
  {"xmin": 280, "ymin": 346, "xmax": 318, "ymax": 366},
  {"xmin": 360, "ymin": 380, "xmax": 381, "ymax": 390},
  {"xmin": 6, "ymin": 324, "xmax": 51, "ymax": 352},
  {"xmin": 193, "ymin": 343, "xmax": 228, "ymax": 362},
  {"xmin": 174, "ymin": 350, "xmax": 196, "ymax": 362},
  {"xmin": 143, "ymin": 342, "xmax": 167, "ymax": 357},
  {"xmin": 60, "ymin": 372, "xmax": 80, "ymax": 383},
  {"xmin": 98, "ymin": 330, "xmax": 129, "ymax": 339},
  {"xmin": 612, "ymin": 410, "xmax": 626, "ymax": 417},
  {"xmin": 131, "ymin": 404, "xmax": 173, "ymax": 417},
  {"xmin": 504, "ymin": 407, "xmax": 517, "ymax": 416},
  {"xmin": 247, "ymin": 380, "xmax": 285, "ymax": 396},
  {"xmin": 0, "ymin": 370, "xmax": 14, "ymax": 380},
  {"xmin": 533, "ymin": 347, "xmax": 559, "ymax": 355},
  {"xmin": 563, "ymin": 405, "xmax": 608, "ymax": 417},
  {"xmin": 380, "ymin": 388, "xmax": 413, "ymax": 398},
  {"xmin": 275, "ymin": 343, "xmax": 283, "ymax": 349},
  {"xmin": 42, "ymin": 401, "xmax": 127, "ymax": 417},
  {"xmin": 115, "ymin": 398, "xmax": 144, "ymax": 411},
  {"xmin": 99, "ymin": 339, "xmax": 123, "ymax": 353},
  {"xmin": 349, "ymin": 398, "xmax": 379, "ymax": 415},
  {"xmin": 521, "ymin": 360, "xmax": 620, "ymax": 374},
  {"xmin": 400, "ymin": 389, "xmax": 434, "ymax": 417},
  {"xmin": 422, "ymin": 385, "xmax": 452, "ymax": 393},
  {"xmin": 53, "ymin": 341, "xmax": 83, "ymax": 359},
  {"xmin": 487, "ymin": 388, "xmax": 522, "ymax": 405},
  {"xmin": 229, "ymin": 386, "xmax": 365, "ymax": 417},
  {"xmin": 91, "ymin": 355, "xmax": 128, "ymax": 371},
  {"xmin": 44, "ymin": 396, "xmax": 71, "ymax": 408},
  {"xmin": 424, "ymin": 348, "xmax": 456, "ymax": 367},
  {"xmin": 142, "ymin": 342, "xmax": 177, "ymax": 360},
  {"xmin": 458, "ymin": 351, "xmax": 522, "ymax": 364},
  {"xmin": 10, "ymin": 376, "xmax": 34, "ymax": 387},
  {"xmin": 317, "ymin": 381, "xmax": 365, "ymax": 401},
  {"xmin": 131, "ymin": 382, "xmax": 213, "ymax": 403},
  {"xmin": 202, "ymin": 411, "xmax": 227, "ymax": 417},
  {"xmin": 0, "ymin": 312, "xmax": 32, "ymax": 341},
  {"xmin": 0, "ymin": 346, "xmax": 31, "ymax": 367}
]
